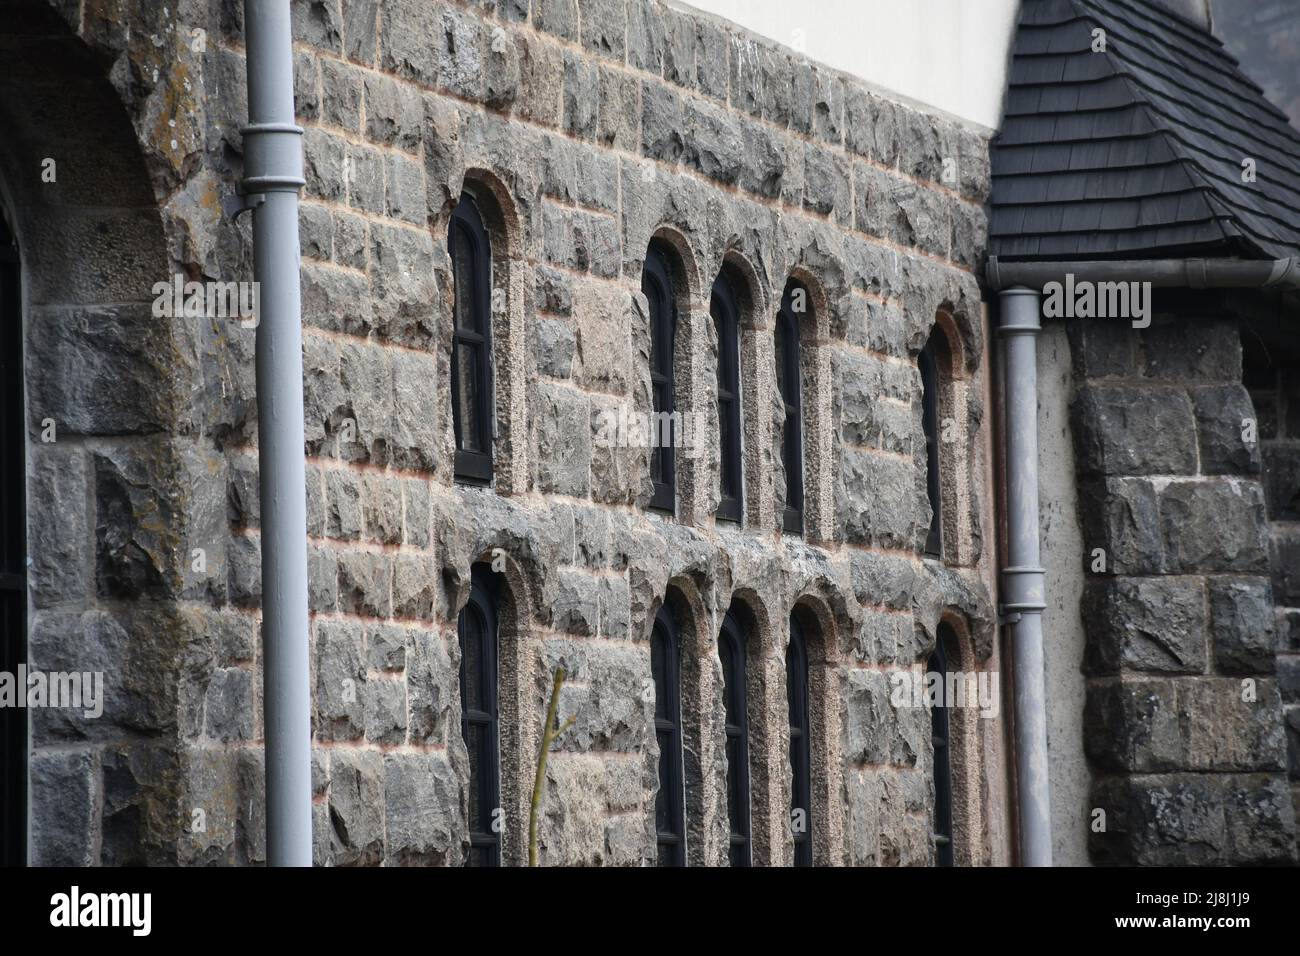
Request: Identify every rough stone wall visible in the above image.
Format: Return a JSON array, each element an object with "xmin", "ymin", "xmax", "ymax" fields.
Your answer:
[
  {"xmin": 9, "ymin": 0, "xmax": 1002, "ymax": 865},
  {"xmin": 1070, "ymin": 295, "xmax": 1298, "ymax": 865},
  {"xmin": 1242, "ymin": 313, "xmax": 1300, "ymax": 855}
]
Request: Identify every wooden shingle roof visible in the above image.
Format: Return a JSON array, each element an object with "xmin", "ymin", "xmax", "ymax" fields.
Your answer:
[{"xmin": 990, "ymin": 0, "xmax": 1300, "ymax": 260}]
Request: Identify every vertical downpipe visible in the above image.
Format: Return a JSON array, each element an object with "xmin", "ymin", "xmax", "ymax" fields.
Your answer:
[
  {"xmin": 999, "ymin": 287, "xmax": 1052, "ymax": 866},
  {"xmin": 243, "ymin": 0, "xmax": 312, "ymax": 866}
]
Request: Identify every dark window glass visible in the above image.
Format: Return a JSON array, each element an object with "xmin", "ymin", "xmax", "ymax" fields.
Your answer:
[
  {"xmin": 0, "ymin": 207, "xmax": 24, "ymax": 865},
  {"xmin": 720, "ymin": 610, "xmax": 751, "ymax": 865},
  {"xmin": 920, "ymin": 335, "xmax": 942, "ymax": 557},
  {"xmin": 787, "ymin": 614, "xmax": 812, "ymax": 867},
  {"xmin": 643, "ymin": 246, "xmax": 677, "ymax": 512},
  {"xmin": 930, "ymin": 624, "xmax": 955, "ymax": 866},
  {"xmin": 651, "ymin": 606, "xmax": 685, "ymax": 865},
  {"xmin": 712, "ymin": 274, "xmax": 743, "ymax": 522},
  {"xmin": 459, "ymin": 566, "xmax": 500, "ymax": 866},
  {"xmin": 777, "ymin": 283, "xmax": 804, "ymax": 534},
  {"xmin": 450, "ymin": 193, "xmax": 493, "ymax": 483}
]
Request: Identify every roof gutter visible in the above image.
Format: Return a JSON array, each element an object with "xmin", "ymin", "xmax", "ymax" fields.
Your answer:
[
  {"xmin": 987, "ymin": 252, "xmax": 1298, "ymax": 867},
  {"xmin": 985, "ymin": 255, "xmax": 1300, "ymax": 291}
]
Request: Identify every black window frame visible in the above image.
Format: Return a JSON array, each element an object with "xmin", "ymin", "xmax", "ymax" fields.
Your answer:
[
  {"xmin": 0, "ymin": 206, "xmax": 24, "ymax": 866},
  {"xmin": 776, "ymin": 283, "xmax": 805, "ymax": 535},
  {"xmin": 712, "ymin": 273, "xmax": 744, "ymax": 523},
  {"xmin": 920, "ymin": 334, "xmax": 943, "ymax": 558},
  {"xmin": 458, "ymin": 564, "xmax": 501, "ymax": 867},
  {"xmin": 787, "ymin": 613, "xmax": 812, "ymax": 867},
  {"xmin": 719, "ymin": 609, "xmax": 751, "ymax": 866},
  {"xmin": 651, "ymin": 604, "xmax": 686, "ymax": 865},
  {"xmin": 643, "ymin": 245, "xmax": 677, "ymax": 514},
  {"xmin": 929, "ymin": 624, "xmax": 956, "ymax": 866},
  {"xmin": 449, "ymin": 192, "xmax": 494, "ymax": 484}
]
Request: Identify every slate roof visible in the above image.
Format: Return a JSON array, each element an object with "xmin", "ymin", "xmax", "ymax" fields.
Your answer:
[{"xmin": 989, "ymin": 0, "xmax": 1300, "ymax": 261}]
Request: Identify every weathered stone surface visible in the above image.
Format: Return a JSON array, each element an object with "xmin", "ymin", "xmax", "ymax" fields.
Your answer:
[
  {"xmin": 1209, "ymin": 577, "xmax": 1276, "ymax": 674},
  {"xmin": 1085, "ymin": 679, "xmax": 1184, "ymax": 772},
  {"xmin": 384, "ymin": 752, "xmax": 463, "ymax": 864},
  {"xmin": 1072, "ymin": 385, "xmax": 1197, "ymax": 476},
  {"xmin": 1159, "ymin": 479, "xmax": 1270, "ymax": 573},
  {"xmin": 315, "ymin": 619, "xmax": 366, "ymax": 740},
  {"xmin": 1078, "ymin": 477, "xmax": 1166, "ymax": 574},
  {"xmin": 1141, "ymin": 319, "xmax": 1241, "ymax": 382},
  {"xmin": 30, "ymin": 749, "xmax": 97, "ymax": 865},
  {"xmin": 1082, "ymin": 577, "xmax": 1208, "ymax": 675},
  {"xmin": 535, "ymin": 382, "xmax": 591, "ymax": 496},
  {"xmin": 28, "ymin": 305, "xmax": 173, "ymax": 436},
  {"xmin": 28, "ymin": 448, "xmax": 89, "ymax": 607},
  {"xmin": 1192, "ymin": 384, "xmax": 1262, "ymax": 475},
  {"xmin": 407, "ymin": 626, "xmax": 456, "ymax": 744},
  {"xmin": 328, "ymin": 749, "xmax": 385, "ymax": 865}
]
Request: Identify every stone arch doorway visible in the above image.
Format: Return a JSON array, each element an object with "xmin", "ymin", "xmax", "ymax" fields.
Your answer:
[{"xmin": 0, "ymin": 1, "xmax": 186, "ymax": 865}]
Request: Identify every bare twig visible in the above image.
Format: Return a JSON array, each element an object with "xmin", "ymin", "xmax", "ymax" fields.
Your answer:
[{"xmin": 528, "ymin": 666, "xmax": 574, "ymax": 866}]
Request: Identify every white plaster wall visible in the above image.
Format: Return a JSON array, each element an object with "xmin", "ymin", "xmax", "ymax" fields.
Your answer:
[
  {"xmin": 1037, "ymin": 321, "xmax": 1092, "ymax": 867},
  {"xmin": 681, "ymin": 0, "xmax": 1021, "ymax": 129}
]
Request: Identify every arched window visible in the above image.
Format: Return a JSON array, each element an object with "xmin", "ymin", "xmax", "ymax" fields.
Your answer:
[
  {"xmin": 643, "ymin": 245, "xmax": 677, "ymax": 513},
  {"xmin": 719, "ymin": 609, "xmax": 750, "ymax": 865},
  {"xmin": 459, "ymin": 564, "xmax": 500, "ymax": 866},
  {"xmin": 787, "ymin": 612, "xmax": 812, "ymax": 866},
  {"xmin": 0, "ymin": 206, "xmax": 23, "ymax": 865},
  {"xmin": 776, "ymin": 282, "xmax": 805, "ymax": 534},
  {"xmin": 919, "ymin": 331, "xmax": 943, "ymax": 557},
  {"xmin": 712, "ymin": 273, "xmax": 743, "ymax": 523},
  {"xmin": 651, "ymin": 605, "xmax": 685, "ymax": 865},
  {"xmin": 449, "ymin": 192, "xmax": 493, "ymax": 483},
  {"xmin": 929, "ymin": 622, "xmax": 956, "ymax": 866}
]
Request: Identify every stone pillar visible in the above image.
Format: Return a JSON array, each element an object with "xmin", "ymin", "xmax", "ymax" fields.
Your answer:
[{"xmin": 1069, "ymin": 304, "xmax": 1297, "ymax": 864}]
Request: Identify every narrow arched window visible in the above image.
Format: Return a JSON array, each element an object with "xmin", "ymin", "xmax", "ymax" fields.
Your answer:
[
  {"xmin": 651, "ymin": 605, "xmax": 685, "ymax": 865},
  {"xmin": 643, "ymin": 245, "xmax": 677, "ymax": 513},
  {"xmin": 712, "ymin": 274, "xmax": 743, "ymax": 522},
  {"xmin": 776, "ymin": 282, "xmax": 804, "ymax": 534},
  {"xmin": 459, "ymin": 565, "xmax": 500, "ymax": 866},
  {"xmin": 930, "ymin": 622, "xmax": 956, "ymax": 866},
  {"xmin": 449, "ymin": 193, "xmax": 493, "ymax": 483},
  {"xmin": 0, "ymin": 206, "xmax": 24, "ymax": 865},
  {"xmin": 920, "ymin": 333, "xmax": 942, "ymax": 557},
  {"xmin": 719, "ymin": 609, "xmax": 750, "ymax": 865},
  {"xmin": 787, "ymin": 613, "xmax": 812, "ymax": 866}
]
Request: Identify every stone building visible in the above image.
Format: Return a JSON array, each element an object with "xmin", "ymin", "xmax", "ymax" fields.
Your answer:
[{"xmin": 0, "ymin": 0, "xmax": 1293, "ymax": 867}]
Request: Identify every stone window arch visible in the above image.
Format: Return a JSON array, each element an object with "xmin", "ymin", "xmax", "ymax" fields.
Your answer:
[
  {"xmin": 638, "ymin": 229, "xmax": 706, "ymax": 524},
  {"xmin": 718, "ymin": 604, "xmax": 751, "ymax": 864},
  {"xmin": 456, "ymin": 548, "xmax": 534, "ymax": 867},
  {"xmin": 643, "ymin": 242, "xmax": 679, "ymax": 513},
  {"xmin": 445, "ymin": 170, "xmax": 529, "ymax": 496},
  {"xmin": 776, "ymin": 272, "xmax": 836, "ymax": 543},
  {"xmin": 711, "ymin": 269, "xmax": 744, "ymax": 523},
  {"xmin": 920, "ymin": 310, "xmax": 973, "ymax": 564},
  {"xmin": 651, "ymin": 599, "xmax": 686, "ymax": 864},
  {"xmin": 449, "ymin": 193, "xmax": 494, "ymax": 483},
  {"xmin": 930, "ymin": 611, "xmax": 992, "ymax": 867},
  {"xmin": 787, "ymin": 596, "xmax": 846, "ymax": 867},
  {"xmin": 458, "ymin": 562, "xmax": 501, "ymax": 866}
]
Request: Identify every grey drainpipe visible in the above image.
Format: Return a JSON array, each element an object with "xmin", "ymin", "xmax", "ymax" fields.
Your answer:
[
  {"xmin": 241, "ymin": 0, "xmax": 312, "ymax": 866},
  {"xmin": 997, "ymin": 288, "xmax": 1052, "ymax": 867},
  {"xmin": 987, "ymin": 252, "xmax": 1300, "ymax": 868}
]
